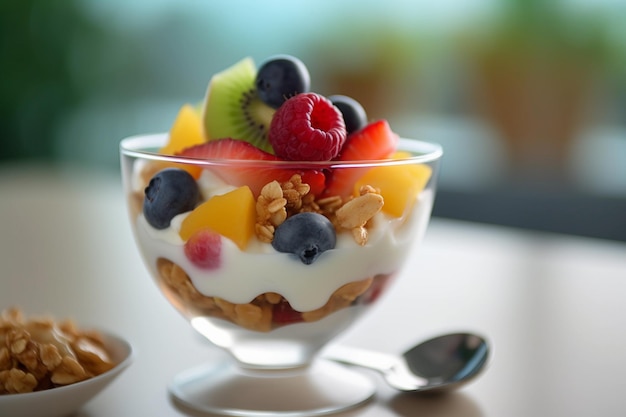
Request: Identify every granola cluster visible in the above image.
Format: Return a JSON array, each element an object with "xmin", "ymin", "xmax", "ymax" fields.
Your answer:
[
  {"xmin": 157, "ymin": 257, "xmax": 375, "ymax": 332},
  {"xmin": 255, "ymin": 174, "xmax": 383, "ymax": 246},
  {"xmin": 0, "ymin": 308, "xmax": 115, "ymax": 394}
]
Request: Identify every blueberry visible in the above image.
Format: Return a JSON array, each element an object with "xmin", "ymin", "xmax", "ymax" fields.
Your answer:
[
  {"xmin": 328, "ymin": 95, "xmax": 367, "ymax": 134},
  {"xmin": 143, "ymin": 168, "xmax": 200, "ymax": 229},
  {"xmin": 272, "ymin": 212, "xmax": 336, "ymax": 265},
  {"xmin": 256, "ymin": 55, "xmax": 310, "ymax": 108}
]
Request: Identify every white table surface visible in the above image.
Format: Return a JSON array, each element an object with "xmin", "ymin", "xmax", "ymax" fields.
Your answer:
[{"xmin": 1, "ymin": 164, "xmax": 626, "ymax": 417}]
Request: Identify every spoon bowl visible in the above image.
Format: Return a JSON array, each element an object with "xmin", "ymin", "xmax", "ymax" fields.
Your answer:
[{"xmin": 324, "ymin": 332, "xmax": 489, "ymax": 393}]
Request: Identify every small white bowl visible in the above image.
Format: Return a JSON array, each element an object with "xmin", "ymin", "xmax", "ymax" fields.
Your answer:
[{"xmin": 0, "ymin": 331, "xmax": 133, "ymax": 417}]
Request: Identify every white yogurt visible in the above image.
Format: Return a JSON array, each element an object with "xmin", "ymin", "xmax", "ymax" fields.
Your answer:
[{"xmin": 133, "ymin": 187, "xmax": 433, "ymax": 312}]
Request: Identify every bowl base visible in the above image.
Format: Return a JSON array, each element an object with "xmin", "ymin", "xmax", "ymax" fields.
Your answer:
[{"xmin": 169, "ymin": 358, "xmax": 375, "ymax": 416}]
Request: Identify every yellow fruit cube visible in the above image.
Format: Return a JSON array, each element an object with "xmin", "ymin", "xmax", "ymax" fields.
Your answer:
[
  {"xmin": 160, "ymin": 104, "xmax": 205, "ymax": 155},
  {"xmin": 355, "ymin": 153, "xmax": 432, "ymax": 218},
  {"xmin": 179, "ymin": 186, "xmax": 256, "ymax": 250},
  {"xmin": 157, "ymin": 104, "xmax": 205, "ymax": 178}
]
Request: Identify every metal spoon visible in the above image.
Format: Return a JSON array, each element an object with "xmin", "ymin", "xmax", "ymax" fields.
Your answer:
[{"xmin": 324, "ymin": 332, "xmax": 489, "ymax": 393}]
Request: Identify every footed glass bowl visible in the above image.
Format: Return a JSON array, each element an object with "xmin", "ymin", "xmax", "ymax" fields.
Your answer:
[{"xmin": 120, "ymin": 134, "xmax": 442, "ymax": 416}]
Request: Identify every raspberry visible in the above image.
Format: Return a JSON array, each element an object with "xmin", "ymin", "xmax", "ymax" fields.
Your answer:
[
  {"xmin": 272, "ymin": 301, "xmax": 304, "ymax": 324},
  {"xmin": 269, "ymin": 93, "xmax": 347, "ymax": 161},
  {"xmin": 184, "ymin": 228, "xmax": 222, "ymax": 269}
]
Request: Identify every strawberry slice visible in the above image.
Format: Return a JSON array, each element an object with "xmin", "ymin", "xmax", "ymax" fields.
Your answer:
[
  {"xmin": 324, "ymin": 120, "xmax": 399, "ymax": 197},
  {"xmin": 177, "ymin": 139, "xmax": 326, "ymax": 196},
  {"xmin": 336, "ymin": 120, "xmax": 399, "ymax": 161},
  {"xmin": 180, "ymin": 138, "xmax": 277, "ymax": 162}
]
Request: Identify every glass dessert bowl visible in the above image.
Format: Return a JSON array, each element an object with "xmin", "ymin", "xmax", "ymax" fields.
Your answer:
[
  {"xmin": 121, "ymin": 134, "xmax": 441, "ymax": 415},
  {"xmin": 120, "ymin": 55, "xmax": 442, "ymax": 416}
]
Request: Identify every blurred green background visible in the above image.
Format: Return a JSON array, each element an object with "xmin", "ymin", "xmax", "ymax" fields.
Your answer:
[{"xmin": 1, "ymin": 0, "xmax": 625, "ymax": 239}]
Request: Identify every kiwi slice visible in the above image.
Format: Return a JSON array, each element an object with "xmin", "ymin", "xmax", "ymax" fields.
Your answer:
[{"xmin": 202, "ymin": 57, "xmax": 275, "ymax": 153}]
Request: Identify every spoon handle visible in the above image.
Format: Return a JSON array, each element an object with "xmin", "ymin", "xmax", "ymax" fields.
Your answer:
[{"xmin": 323, "ymin": 345, "xmax": 400, "ymax": 374}]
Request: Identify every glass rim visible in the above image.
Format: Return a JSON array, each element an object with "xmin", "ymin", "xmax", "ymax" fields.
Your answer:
[{"xmin": 120, "ymin": 133, "xmax": 443, "ymax": 168}]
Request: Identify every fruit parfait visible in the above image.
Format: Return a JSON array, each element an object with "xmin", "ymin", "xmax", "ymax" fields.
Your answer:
[{"xmin": 121, "ymin": 55, "xmax": 442, "ymax": 416}]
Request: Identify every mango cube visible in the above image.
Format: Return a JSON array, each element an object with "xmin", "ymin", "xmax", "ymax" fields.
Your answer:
[
  {"xmin": 158, "ymin": 104, "xmax": 205, "ymax": 179},
  {"xmin": 160, "ymin": 104, "xmax": 205, "ymax": 155},
  {"xmin": 179, "ymin": 186, "xmax": 256, "ymax": 250},
  {"xmin": 355, "ymin": 152, "xmax": 432, "ymax": 217}
]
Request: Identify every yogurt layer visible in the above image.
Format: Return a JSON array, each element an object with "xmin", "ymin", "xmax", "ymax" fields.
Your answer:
[{"xmin": 134, "ymin": 188, "xmax": 433, "ymax": 312}]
